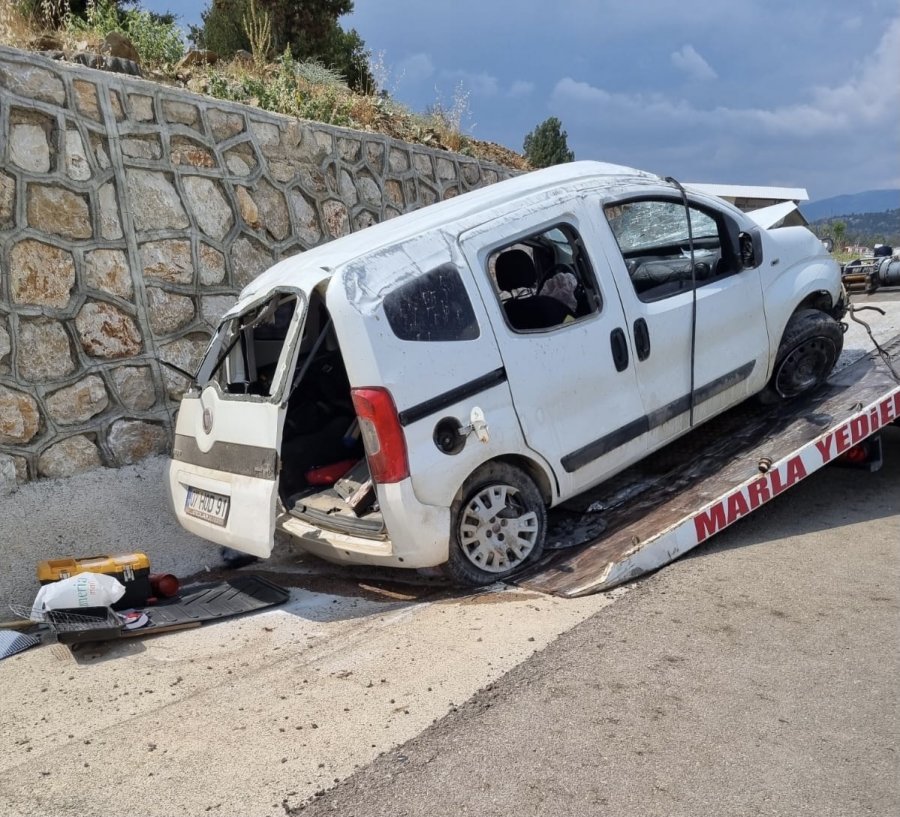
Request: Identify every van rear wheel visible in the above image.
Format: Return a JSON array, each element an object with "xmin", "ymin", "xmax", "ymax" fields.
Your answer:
[{"xmin": 446, "ymin": 462, "xmax": 547, "ymax": 586}]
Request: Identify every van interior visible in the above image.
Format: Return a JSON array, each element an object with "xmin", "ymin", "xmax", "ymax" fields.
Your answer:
[{"xmin": 200, "ymin": 289, "xmax": 384, "ymax": 538}]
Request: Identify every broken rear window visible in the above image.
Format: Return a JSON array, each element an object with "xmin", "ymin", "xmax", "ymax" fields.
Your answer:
[{"xmin": 383, "ymin": 263, "xmax": 480, "ymax": 342}]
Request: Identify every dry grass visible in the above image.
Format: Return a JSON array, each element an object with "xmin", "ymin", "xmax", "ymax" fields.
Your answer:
[{"xmin": 0, "ymin": 4, "xmax": 528, "ymax": 170}]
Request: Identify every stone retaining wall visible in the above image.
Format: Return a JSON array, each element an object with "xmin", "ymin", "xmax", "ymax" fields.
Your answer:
[{"xmin": 0, "ymin": 46, "xmax": 514, "ymax": 487}]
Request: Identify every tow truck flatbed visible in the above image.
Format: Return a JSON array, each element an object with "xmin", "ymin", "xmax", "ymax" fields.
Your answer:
[{"xmin": 522, "ymin": 330, "xmax": 900, "ymax": 598}]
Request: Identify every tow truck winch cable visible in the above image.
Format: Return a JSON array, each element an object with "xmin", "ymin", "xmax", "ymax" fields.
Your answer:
[
  {"xmin": 665, "ymin": 176, "xmax": 699, "ymax": 426},
  {"xmin": 848, "ymin": 300, "xmax": 900, "ymax": 382}
]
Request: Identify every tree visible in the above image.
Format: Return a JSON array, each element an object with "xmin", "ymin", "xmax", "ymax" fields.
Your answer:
[
  {"xmin": 523, "ymin": 117, "xmax": 574, "ymax": 168},
  {"xmin": 191, "ymin": 0, "xmax": 373, "ymax": 92}
]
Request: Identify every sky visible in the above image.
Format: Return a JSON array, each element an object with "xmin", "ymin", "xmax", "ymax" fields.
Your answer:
[{"xmin": 141, "ymin": 0, "xmax": 900, "ymax": 201}]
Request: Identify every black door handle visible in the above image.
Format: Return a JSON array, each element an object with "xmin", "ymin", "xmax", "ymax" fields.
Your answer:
[
  {"xmin": 634, "ymin": 318, "xmax": 650, "ymax": 361},
  {"xmin": 610, "ymin": 328, "xmax": 629, "ymax": 372}
]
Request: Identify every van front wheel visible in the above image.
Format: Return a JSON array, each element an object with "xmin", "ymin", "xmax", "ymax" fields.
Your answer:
[
  {"xmin": 446, "ymin": 462, "xmax": 547, "ymax": 586},
  {"xmin": 761, "ymin": 309, "xmax": 844, "ymax": 401}
]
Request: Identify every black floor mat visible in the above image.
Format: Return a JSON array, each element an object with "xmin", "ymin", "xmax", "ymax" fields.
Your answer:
[{"xmin": 55, "ymin": 575, "xmax": 289, "ymax": 644}]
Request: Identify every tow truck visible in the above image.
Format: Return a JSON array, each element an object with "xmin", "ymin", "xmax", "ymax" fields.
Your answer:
[{"xmin": 521, "ymin": 305, "xmax": 899, "ymax": 597}]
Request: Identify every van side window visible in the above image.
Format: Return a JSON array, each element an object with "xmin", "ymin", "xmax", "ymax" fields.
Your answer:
[
  {"xmin": 383, "ymin": 263, "xmax": 480, "ymax": 342},
  {"xmin": 487, "ymin": 224, "xmax": 601, "ymax": 333},
  {"xmin": 604, "ymin": 199, "xmax": 738, "ymax": 302}
]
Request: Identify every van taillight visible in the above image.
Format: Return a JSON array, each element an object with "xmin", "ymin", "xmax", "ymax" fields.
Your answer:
[{"xmin": 350, "ymin": 387, "xmax": 409, "ymax": 484}]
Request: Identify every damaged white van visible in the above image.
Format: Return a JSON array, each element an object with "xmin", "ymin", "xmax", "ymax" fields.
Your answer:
[{"xmin": 168, "ymin": 161, "xmax": 845, "ymax": 585}]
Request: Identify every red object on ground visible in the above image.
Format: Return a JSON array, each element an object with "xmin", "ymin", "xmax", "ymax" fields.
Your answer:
[
  {"xmin": 305, "ymin": 459, "xmax": 358, "ymax": 486},
  {"xmin": 150, "ymin": 573, "xmax": 180, "ymax": 598}
]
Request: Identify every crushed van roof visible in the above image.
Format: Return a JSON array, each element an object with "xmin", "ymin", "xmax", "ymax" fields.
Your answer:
[{"xmin": 231, "ymin": 161, "xmax": 661, "ymax": 311}]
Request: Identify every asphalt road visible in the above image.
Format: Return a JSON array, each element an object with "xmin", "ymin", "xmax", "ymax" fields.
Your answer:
[{"xmin": 299, "ymin": 425, "xmax": 900, "ymax": 817}]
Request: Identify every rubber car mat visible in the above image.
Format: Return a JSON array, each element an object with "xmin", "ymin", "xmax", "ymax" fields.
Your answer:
[
  {"xmin": 143, "ymin": 575, "xmax": 290, "ymax": 627},
  {"xmin": 55, "ymin": 575, "xmax": 289, "ymax": 644}
]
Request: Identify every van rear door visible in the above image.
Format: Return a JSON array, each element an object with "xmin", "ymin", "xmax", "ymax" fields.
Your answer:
[{"xmin": 169, "ymin": 288, "xmax": 305, "ymax": 558}]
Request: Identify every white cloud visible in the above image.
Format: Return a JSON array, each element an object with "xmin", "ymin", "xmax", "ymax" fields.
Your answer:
[
  {"xmin": 671, "ymin": 44, "xmax": 717, "ymax": 81},
  {"xmin": 440, "ymin": 69, "xmax": 500, "ymax": 96},
  {"xmin": 549, "ymin": 17, "xmax": 900, "ymax": 194},
  {"xmin": 508, "ymin": 80, "xmax": 535, "ymax": 98},
  {"xmin": 397, "ymin": 53, "xmax": 435, "ymax": 82}
]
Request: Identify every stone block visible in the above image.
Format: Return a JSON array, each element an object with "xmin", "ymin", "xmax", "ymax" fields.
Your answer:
[
  {"xmin": 129, "ymin": 94, "xmax": 155, "ymax": 122},
  {"xmin": 107, "ymin": 419, "xmax": 168, "ymax": 465},
  {"xmin": 27, "ymin": 185, "xmax": 92, "ymax": 240},
  {"xmin": 46, "ymin": 375, "xmax": 108, "ymax": 425},
  {"xmin": 437, "ymin": 157, "xmax": 456, "ymax": 180},
  {"xmin": 385, "ymin": 179, "xmax": 404, "ymax": 208},
  {"xmin": 84, "ymin": 248, "xmax": 133, "ymax": 299},
  {"xmin": 126, "ymin": 170, "xmax": 189, "ymax": 232},
  {"xmin": 290, "ymin": 190, "xmax": 322, "ymax": 246},
  {"xmin": 0, "ymin": 455, "xmax": 17, "ymax": 496},
  {"xmin": 365, "ymin": 141, "xmax": 386, "ymax": 174},
  {"xmin": 253, "ymin": 180, "xmax": 290, "ymax": 241},
  {"xmin": 121, "ymin": 135, "xmax": 162, "ymax": 160},
  {"xmin": 339, "ymin": 169, "xmax": 359, "ymax": 206},
  {"xmin": 159, "ymin": 334, "xmax": 209, "ymax": 399},
  {"xmin": 322, "ymin": 200, "xmax": 350, "ymax": 238},
  {"xmin": 389, "ymin": 149, "xmax": 410, "ymax": 173},
  {"xmin": 163, "ymin": 99, "xmax": 200, "ymax": 128},
  {"xmin": 0, "ymin": 62, "xmax": 65, "ymax": 105},
  {"xmin": 199, "ymin": 243, "xmax": 226, "ymax": 285},
  {"xmin": 413, "ymin": 153, "xmax": 434, "ymax": 178},
  {"xmin": 140, "ymin": 239, "xmax": 193, "ymax": 284},
  {"xmin": 147, "ymin": 287, "xmax": 195, "ymax": 335},
  {"xmin": 250, "ymin": 120, "xmax": 280, "ymax": 149},
  {"xmin": 76, "ymin": 301, "xmax": 143, "ymax": 359},
  {"xmin": 65, "ymin": 129, "xmax": 91, "ymax": 180},
  {"xmin": 111, "ymin": 365, "xmax": 156, "ymax": 411},
  {"xmin": 236, "ymin": 186, "xmax": 259, "ymax": 228},
  {"xmin": 201, "ymin": 295, "xmax": 236, "ymax": 325},
  {"xmin": 0, "ymin": 320, "xmax": 10, "ymax": 371},
  {"xmin": 356, "ymin": 172, "xmax": 381, "ymax": 205},
  {"xmin": 10, "ymin": 239, "xmax": 75, "ymax": 308},
  {"xmin": 171, "ymin": 135, "xmax": 217, "ymax": 168},
  {"xmin": 17, "ymin": 319, "xmax": 75, "ymax": 381},
  {"xmin": 209, "ymin": 109, "xmax": 245, "ymax": 141},
  {"xmin": 73, "ymin": 79, "xmax": 101, "ymax": 120},
  {"xmin": 98, "ymin": 182, "xmax": 123, "ymax": 240},
  {"xmin": 183, "ymin": 176, "xmax": 233, "ymax": 240},
  {"xmin": 231, "ymin": 235, "xmax": 273, "ymax": 288},
  {"xmin": 38, "ymin": 435, "xmax": 102, "ymax": 478},
  {"xmin": 460, "ymin": 161, "xmax": 481, "ymax": 187},
  {"xmin": 354, "ymin": 210, "xmax": 378, "ymax": 231},
  {"xmin": 0, "ymin": 385, "xmax": 41, "ymax": 444},
  {"xmin": 338, "ymin": 137, "xmax": 361, "ymax": 163},
  {"xmin": 10, "ymin": 123, "xmax": 51, "ymax": 173},
  {"xmin": 0, "ymin": 172, "xmax": 15, "ymax": 228}
]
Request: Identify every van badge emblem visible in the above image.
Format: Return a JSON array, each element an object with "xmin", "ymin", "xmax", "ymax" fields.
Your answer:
[{"xmin": 202, "ymin": 408, "xmax": 213, "ymax": 433}]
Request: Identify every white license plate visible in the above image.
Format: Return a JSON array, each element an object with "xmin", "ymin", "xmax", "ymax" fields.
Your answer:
[{"xmin": 185, "ymin": 487, "xmax": 230, "ymax": 527}]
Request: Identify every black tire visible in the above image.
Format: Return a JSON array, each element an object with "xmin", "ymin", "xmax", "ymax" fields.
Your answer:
[
  {"xmin": 761, "ymin": 309, "xmax": 843, "ymax": 401},
  {"xmin": 445, "ymin": 462, "xmax": 547, "ymax": 586}
]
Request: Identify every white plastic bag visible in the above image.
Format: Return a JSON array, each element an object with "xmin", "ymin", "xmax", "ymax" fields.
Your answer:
[{"xmin": 31, "ymin": 573, "xmax": 126, "ymax": 619}]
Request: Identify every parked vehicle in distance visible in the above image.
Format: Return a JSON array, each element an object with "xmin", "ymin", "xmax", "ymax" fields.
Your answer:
[{"xmin": 168, "ymin": 161, "xmax": 846, "ymax": 585}]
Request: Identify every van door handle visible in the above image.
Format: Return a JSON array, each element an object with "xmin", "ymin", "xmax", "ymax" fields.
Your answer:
[
  {"xmin": 610, "ymin": 328, "xmax": 629, "ymax": 372},
  {"xmin": 633, "ymin": 318, "xmax": 651, "ymax": 361}
]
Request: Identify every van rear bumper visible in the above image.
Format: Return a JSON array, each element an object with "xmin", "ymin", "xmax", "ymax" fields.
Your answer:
[
  {"xmin": 168, "ymin": 460, "xmax": 277, "ymax": 558},
  {"xmin": 280, "ymin": 479, "xmax": 451, "ymax": 569}
]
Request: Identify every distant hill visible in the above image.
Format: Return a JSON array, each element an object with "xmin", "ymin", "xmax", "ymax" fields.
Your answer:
[
  {"xmin": 802, "ymin": 189, "xmax": 900, "ymax": 221},
  {"xmin": 810, "ymin": 209, "xmax": 900, "ymax": 247}
]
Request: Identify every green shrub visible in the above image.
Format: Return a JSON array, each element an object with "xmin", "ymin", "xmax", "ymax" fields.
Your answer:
[{"xmin": 66, "ymin": 0, "xmax": 184, "ymax": 67}]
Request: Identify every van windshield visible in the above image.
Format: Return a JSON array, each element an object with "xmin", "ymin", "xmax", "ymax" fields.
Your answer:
[{"xmin": 196, "ymin": 294, "xmax": 299, "ymax": 398}]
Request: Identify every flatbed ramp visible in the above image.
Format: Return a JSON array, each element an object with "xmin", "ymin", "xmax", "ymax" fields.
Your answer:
[{"xmin": 520, "ymin": 334, "xmax": 900, "ymax": 598}]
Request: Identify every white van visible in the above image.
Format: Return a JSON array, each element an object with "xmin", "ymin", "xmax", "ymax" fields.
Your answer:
[{"xmin": 168, "ymin": 161, "xmax": 845, "ymax": 585}]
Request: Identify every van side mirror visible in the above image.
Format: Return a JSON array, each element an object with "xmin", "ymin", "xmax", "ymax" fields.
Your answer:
[{"xmin": 740, "ymin": 229, "xmax": 764, "ymax": 269}]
